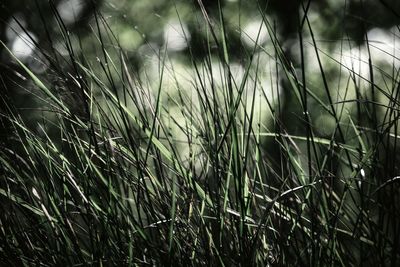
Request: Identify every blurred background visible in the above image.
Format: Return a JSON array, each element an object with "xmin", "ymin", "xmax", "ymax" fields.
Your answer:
[{"xmin": 1, "ymin": 0, "xmax": 400, "ymax": 174}]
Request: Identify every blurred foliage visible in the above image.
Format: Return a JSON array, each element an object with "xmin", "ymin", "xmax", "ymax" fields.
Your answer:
[{"xmin": 2, "ymin": 0, "xmax": 400, "ymax": 124}]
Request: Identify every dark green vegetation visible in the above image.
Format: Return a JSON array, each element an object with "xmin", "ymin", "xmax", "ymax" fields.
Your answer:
[{"xmin": 1, "ymin": 0, "xmax": 400, "ymax": 266}]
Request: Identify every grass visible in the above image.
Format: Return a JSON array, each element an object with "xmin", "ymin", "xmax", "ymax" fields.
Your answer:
[{"xmin": 1, "ymin": 1, "xmax": 400, "ymax": 266}]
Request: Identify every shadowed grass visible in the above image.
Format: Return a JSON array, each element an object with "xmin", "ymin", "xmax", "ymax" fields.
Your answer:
[{"xmin": 1, "ymin": 1, "xmax": 400, "ymax": 266}]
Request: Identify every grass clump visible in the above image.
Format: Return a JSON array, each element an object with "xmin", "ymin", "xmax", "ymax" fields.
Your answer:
[{"xmin": 1, "ymin": 1, "xmax": 400, "ymax": 266}]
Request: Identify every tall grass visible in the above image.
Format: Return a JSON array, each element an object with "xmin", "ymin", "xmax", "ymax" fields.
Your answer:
[{"xmin": 1, "ymin": 1, "xmax": 400, "ymax": 266}]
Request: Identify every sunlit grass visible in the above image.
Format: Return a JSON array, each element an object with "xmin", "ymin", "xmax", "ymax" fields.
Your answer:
[{"xmin": 1, "ymin": 1, "xmax": 400, "ymax": 266}]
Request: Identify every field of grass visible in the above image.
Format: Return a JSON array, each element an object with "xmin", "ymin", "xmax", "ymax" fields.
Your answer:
[{"xmin": 1, "ymin": 1, "xmax": 400, "ymax": 266}]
